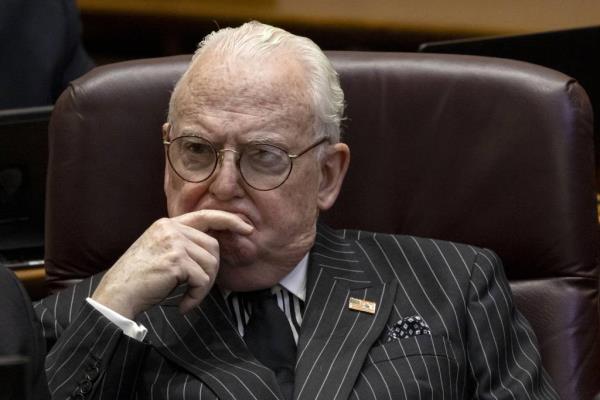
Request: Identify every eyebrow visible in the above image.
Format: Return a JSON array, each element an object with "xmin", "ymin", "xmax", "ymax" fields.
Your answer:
[
  {"xmin": 247, "ymin": 136, "xmax": 287, "ymax": 146},
  {"xmin": 178, "ymin": 128, "xmax": 210, "ymax": 137},
  {"xmin": 174, "ymin": 128, "xmax": 290, "ymax": 148}
]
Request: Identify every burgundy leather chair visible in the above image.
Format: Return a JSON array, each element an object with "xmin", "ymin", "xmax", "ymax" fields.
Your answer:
[{"xmin": 45, "ymin": 52, "xmax": 599, "ymax": 400}]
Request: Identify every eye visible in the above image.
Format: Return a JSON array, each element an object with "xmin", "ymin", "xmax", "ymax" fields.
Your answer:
[
  {"xmin": 248, "ymin": 146, "xmax": 283, "ymax": 162},
  {"xmin": 174, "ymin": 137, "xmax": 215, "ymax": 171},
  {"xmin": 244, "ymin": 145, "xmax": 288, "ymax": 174},
  {"xmin": 182, "ymin": 140, "xmax": 212, "ymax": 156}
]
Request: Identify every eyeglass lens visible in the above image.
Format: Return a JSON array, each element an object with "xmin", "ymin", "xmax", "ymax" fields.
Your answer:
[{"xmin": 168, "ymin": 136, "xmax": 293, "ymax": 190}]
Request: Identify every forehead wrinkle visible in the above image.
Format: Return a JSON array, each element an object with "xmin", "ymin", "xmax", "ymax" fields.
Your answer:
[{"xmin": 171, "ymin": 53, "xmax": 314, "ymax": 142}]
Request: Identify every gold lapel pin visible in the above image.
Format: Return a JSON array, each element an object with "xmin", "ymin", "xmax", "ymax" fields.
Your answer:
[{"xmin": 349, "ymin": 297, "xmax": 377, "ymax": 314}]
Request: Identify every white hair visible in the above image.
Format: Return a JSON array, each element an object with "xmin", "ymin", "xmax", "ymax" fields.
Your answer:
[{"xmin": 168, "ymin": 21, "xmax": 345, "ymax": 142}]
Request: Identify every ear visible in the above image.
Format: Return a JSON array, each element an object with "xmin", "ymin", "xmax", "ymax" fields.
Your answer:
[
  {"xmin": 317, "ymin": 142, "xmax": 350, "ymax": 211},
  {"xmin": 162, "ymin": 122, "xmax": 172, "ymax": 194},
  {"xmin": 162, "ymin": 122, "xmax": 170, "ymax": 140}
]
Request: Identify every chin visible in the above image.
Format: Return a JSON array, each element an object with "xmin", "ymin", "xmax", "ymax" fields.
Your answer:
[{"xmin": 216, "ymin": 265, "xmax": 278, "ymax": 292}]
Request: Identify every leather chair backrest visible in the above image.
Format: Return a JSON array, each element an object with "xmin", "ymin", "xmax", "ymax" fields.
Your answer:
[{"xmin": 45, "ymin": 52, "xmax": 599, "ymax": 400}]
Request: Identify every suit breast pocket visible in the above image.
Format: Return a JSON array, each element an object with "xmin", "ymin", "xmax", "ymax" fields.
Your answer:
[
  {"xmin": 361, "ymin": 336, "xmax": 463, "ymax": 399},
  {"xmin": 368, "ymin": 334, "xmax": 457, "ymax": 364}
]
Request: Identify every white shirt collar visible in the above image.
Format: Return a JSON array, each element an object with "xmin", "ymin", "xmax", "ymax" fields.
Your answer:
[{"xmin": 279, "ymin": 252, "xmax": 308, "ymax": 302}]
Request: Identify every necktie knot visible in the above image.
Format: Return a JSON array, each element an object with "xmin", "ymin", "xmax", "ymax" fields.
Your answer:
[{"xmin": 242, "ymin": 289, "xmax": 276, "ymax": 308}]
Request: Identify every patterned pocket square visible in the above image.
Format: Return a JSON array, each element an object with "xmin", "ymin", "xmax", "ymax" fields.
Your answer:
[{"xmin": 386, "ymin": 315, "xmax": 431, "ymax": 342}]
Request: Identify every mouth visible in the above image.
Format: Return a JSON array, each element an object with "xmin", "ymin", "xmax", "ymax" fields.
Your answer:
[
  {"xmin": 232, "ymin": 212, "xmax": 254, "ymax": 228},
  {"xmin": 208, "ymin": 229, "xmax": 253, "ymax": 252}
]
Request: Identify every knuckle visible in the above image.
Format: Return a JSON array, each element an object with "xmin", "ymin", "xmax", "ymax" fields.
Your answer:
[
  {"xmin": 203, "ymin": 254, "xmax": 219, "ymax": 276},
  {"xmin": 206, "ymin": 236, "xmax": 220, "ymax": 253},
  {"xmin": 153, "ymin": 217, "xmax": 171, "ymax": 229},
  {"xmin": 165, "ymin": 244, "xmax": 187, "ymax": 265},
  {"xmin": 166, "ymin": 252, "xmax": 182, "ymax": 266},
  {"xmin": 171, "ymin": 265, "xmax": 187, "ymax": 282},
  {"xmin": 153, "ymin": 221, "xmax": 179, "ymax": 243},
  {"xmin": 209, "ymin": 253, "xmax": 219, "ymax": 267},
  {"xmin": 198, "ymin": 272, "xmax": 211, "ymax": 286},
  {"xmin": 196, "ymin": 209, "xmax": 209, "ymax": 219}
]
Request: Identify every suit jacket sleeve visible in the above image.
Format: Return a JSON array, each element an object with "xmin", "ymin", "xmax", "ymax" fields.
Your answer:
[
  {"xmin": 35, "ymin": 281, "xmax": 148, "ymax": 399},
  {"xmin": 466, "ymin": 248, "xmax": 558, "ymax": 399}
]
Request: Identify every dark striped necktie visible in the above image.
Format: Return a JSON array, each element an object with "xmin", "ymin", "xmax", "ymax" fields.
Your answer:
[{"xmin": 242, "ymin": 289, "xmax": 296, "ymax": 400}]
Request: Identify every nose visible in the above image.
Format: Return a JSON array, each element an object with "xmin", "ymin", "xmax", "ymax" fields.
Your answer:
[{"xmin": 208, "ymin": 148, "xmax": 244, "ymax": 200}]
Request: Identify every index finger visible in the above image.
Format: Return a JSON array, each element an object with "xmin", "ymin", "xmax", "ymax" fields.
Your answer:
[{"xmin": 173, "ymin": 209, "xmax": 254, "ymax": 234}]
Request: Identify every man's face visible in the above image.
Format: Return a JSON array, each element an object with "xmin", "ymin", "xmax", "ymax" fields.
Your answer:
[{"xmin": 164, "ymin": 55, "xmax": 340, "ymax": 291}]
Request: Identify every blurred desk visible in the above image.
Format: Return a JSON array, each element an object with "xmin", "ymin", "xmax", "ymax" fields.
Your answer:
[
  {"xmin": 77, "ymin": 0, "xmax": 599, "ymax": 36},
  {"xmin": 77, "ymin": 0, "xmax": 600, "ymax": 62},
  {"xmin": 9, "ymin": 263, "xmax": 46, "ymax": 301},
  {"xmin": 77, "ymin": 0, "xmax": 475, "ymax": 35},
  {"xmin": 77, "ymin": 0, "xmax": 466, "ymax": 61}
]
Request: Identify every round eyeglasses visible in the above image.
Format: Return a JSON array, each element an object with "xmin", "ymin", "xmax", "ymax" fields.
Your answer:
[{"xmin": 163, "ymin": 136, "xmax": 329, "ymax": 191}]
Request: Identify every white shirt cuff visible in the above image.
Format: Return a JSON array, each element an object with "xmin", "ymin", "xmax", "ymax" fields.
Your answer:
[{"xmin": 86, "ymin": 297, "xmax": 148, "ymax": 341}]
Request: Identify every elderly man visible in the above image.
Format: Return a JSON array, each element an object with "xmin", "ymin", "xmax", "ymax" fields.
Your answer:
[{"xmin": 36, "ymin": 22, "xmax": 558, "ymax": 399}]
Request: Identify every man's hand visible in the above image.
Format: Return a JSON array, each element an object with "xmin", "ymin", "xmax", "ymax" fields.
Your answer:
[{"xmin": 91, "ymin": 210, "xmax": 253, "ymax": 319}]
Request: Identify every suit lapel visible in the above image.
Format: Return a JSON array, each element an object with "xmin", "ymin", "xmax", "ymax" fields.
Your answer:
[
  {"xmin": 141, "ymin": 286, "xmax": 283, "ymax": 400},
  {"xmin": 294, "ymin": 227, "xmax": 398, "ymax": 400}
]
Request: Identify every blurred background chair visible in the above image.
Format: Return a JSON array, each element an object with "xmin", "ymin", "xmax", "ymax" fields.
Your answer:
[{"xmin": 44, "ymin": 52, "xmax": 599, "ymax": 400}]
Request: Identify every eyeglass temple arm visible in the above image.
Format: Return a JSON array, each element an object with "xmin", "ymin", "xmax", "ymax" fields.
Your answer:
[{"xmin": 289, "ymin": 137, "xmax": 330, "ymax": 158}]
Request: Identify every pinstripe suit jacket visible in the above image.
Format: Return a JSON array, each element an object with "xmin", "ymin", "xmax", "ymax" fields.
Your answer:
[{"xmin": 36, "ymin": 225, "xmax": 558, "ymax": 399}]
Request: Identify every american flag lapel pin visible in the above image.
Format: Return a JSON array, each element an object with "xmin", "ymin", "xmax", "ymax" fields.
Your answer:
[{"xmin": 349, "ymin": 297, "xmax": 377, "ymax": 314}]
